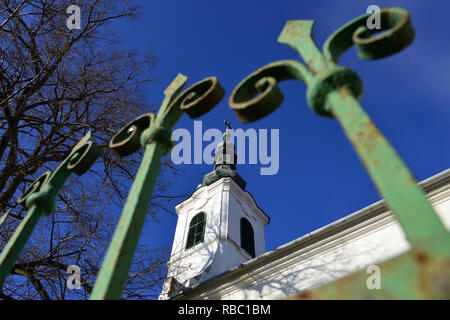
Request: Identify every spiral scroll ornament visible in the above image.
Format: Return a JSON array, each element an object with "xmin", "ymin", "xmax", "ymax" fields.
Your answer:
[
  {"xmin": 110, "ymin": 75, "xmax": 224, "ymax": 157},
  {"xmin": 229, "ymin": 7, "xmax": 414, "ymax": 122},
  {"xmin": 17, "ymin": 131, "xmax": 100, "ymax": 215}
]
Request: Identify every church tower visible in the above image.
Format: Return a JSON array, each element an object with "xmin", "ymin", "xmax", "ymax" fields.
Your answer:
[{"xmin": 159, "ymin": 122, "xmax": 270, "ymax": 299}]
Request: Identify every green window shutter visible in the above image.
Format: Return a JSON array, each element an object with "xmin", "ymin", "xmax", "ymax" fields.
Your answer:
[
  {"xmin": 186, "ymin": 212, "xmax": 206, "ymax": 249},
  {"xmin": 240, "ymin": 218, "xmax": 255, "ymax": 258}
]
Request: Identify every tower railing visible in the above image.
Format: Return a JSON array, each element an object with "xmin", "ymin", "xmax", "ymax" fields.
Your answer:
[{"xmin": 0, "ymin": 7, "xmax": 448, "ymax": 299}]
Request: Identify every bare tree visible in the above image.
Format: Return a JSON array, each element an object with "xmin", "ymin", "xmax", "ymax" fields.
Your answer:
[{"xmin": 0, "ymin": 0, "xmax": 179, "ymax": 299}]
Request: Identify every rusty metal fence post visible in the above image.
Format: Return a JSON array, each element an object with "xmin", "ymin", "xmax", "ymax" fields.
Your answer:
[
  {"xmin": 228, "ymin": 7, "xmax": 450, "ymax": 299},
  {"xmin": 0, "ymin": 74, "xmax": 224, "ymax": 300},
  {"xmin": 0, "ymin": 132, "xmax": 100, "ymax": 286},
  {"xmin": 89, "ymin": 74, "xmax": 224, "ymax": 299}
]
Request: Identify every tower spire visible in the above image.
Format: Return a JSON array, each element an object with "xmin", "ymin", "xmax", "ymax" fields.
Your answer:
[
  {"xmin": 202, "ymin": 121, "xmax": 246, "ymax": 190},
  {"xmin": 160, "ymin": 120, "xmax": 269, "ymax": 299}
]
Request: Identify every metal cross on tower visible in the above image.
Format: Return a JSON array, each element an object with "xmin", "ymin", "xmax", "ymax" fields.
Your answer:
[{"xmin": 224, "ymin": 120, "xmax": 232, "ymax": 130}]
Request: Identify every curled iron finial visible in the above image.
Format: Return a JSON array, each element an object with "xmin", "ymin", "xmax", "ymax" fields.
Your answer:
[
  {"xmin": 17, "ymin": 131, "xmax": 100, "ymax": 214},
  {"xmin": 109, "ymin": 113, "xmax": 154, "ymax": 157},
  {"xmin": 17, "ymin": 171, "xmax": 53, "ymax": 212},
  {"xmin": 228, "ymin": 7, "xmax": 450, "ymax": 300},
  {"xmin": 178, "ymin": 77, "xmax": 225, "ymax": 119},
  {"xmin": 323, "ymin": 7, "xmax": 414, "ymax": 62},
  {"xmin": 229, "ymin": 6, "xmax": 448, "ymax": 247},
  {"xmin": 230, "ymin": 60, "xmax": 312, "ymax": 123},
  {"xmin": 92, "ymin": 74, "xmax": 225, "ymax": 300},
  {"xmin": 109, "ymin": 75, "xmax": 225, "ymax": 157},
  {"xmin": 229, "ymin": 7, "xmax": 414, "ymax": 122},
  {"xmin": 0, "ymin": 132, "xmax": 99, "ymax": 287}
]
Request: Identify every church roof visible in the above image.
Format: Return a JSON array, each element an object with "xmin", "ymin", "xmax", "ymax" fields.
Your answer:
[{"xmin": 169, "ymin": 168, "xmax": 450, "ymax": 300}]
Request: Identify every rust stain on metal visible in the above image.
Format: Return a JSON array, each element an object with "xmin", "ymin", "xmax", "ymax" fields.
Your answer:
[
  {"xmin": 294, "ymin": 290, "xmax": 313, "ymax": 300},
  {"xmin": 414, "ymin": 251, "xmax": 429, "ymax": 264},
  {"xmin": 355, "ymin": 121, "xmax": 381, "ymax": 155}
]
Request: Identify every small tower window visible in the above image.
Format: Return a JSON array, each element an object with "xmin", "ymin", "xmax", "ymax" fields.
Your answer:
[
  {"xmin": 240, "ymin": 218, "xmax": 255, "ymax": 258},
  {"xmin": 186, "ymin": 212, "xmax": 206, "ymax": 249}
]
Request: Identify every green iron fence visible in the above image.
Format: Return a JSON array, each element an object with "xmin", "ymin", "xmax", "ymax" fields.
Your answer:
[{"xmin": 0, "ymin": 7, "xmax": 448, "ymax": 299}]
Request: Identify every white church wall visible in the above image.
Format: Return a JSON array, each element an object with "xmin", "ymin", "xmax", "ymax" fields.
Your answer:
[
  {"xmin": 227, "ymin": 180, "xmax": 268, "ymax": 257},
  {"xmin": 216, "ymin": 215, "xmax": 411, "ymax": 299},
  {"xmin": 228, "ymin": 193, "xmax": 265, "ymax": 257},
  {"xmin": 433, "ymin": 188, "xmax": 450, "ymax": 229},
  {"xmin": 164, "ymin": 177, "xmax": 269, "ymax": 291},
  {"xmin": 172, "ymin": 169, "xmax": 450, "ymax": 300},
  {"xmin": 167, "ymin": 182, "xmax": 223, "ymax": 286}
]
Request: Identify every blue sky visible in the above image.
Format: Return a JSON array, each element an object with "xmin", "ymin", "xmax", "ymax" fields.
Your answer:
[{"xmin": 112, "ymin": 0, "xmax": 450, "ymax": 277}]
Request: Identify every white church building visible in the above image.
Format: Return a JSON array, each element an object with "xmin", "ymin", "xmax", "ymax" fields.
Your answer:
[{"xmin": 159, "ymin": 126, "xmax": 450, "ymax": 300}]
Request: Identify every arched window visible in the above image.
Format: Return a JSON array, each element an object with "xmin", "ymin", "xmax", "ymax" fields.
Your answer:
[
  {"xmin": 186, "ymin": 212, "xmax": 206, "ymax": 249},
  {"xmin": 240, "ymin": 218, "xmax": 255, "ymax": 258}
]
